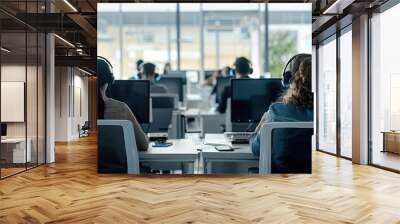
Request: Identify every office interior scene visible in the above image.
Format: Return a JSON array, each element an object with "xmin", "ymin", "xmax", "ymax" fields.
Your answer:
[
  {"xmin": 0, "ymin": 0, "xmax": 96, "ymax": 179},
  {"xmin": 97, "ymin": 3, "xmax": 313, "ymax": 174},
  {"xmin": 0, "ymin": 1, "xmax": 400, "ymax": 223}
]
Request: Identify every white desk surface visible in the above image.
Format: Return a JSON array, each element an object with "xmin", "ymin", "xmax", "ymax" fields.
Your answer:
[
  {"xmin": 183, "ymin": 108, "xmax": 201, "ymax": 117},
  {"xmin": 139, "ymin": 138, "xmax": 198, "ymax": 161},
  {"xmin": 202, "ymin": 134, "xmax": 258, "ymax": 160},
  {"xmin": 183, "ymin": 108, "xmax": 222, "ymax": 117},
  {"xmin": 186, "ymin": 94, "xmax": 202, "ymax": 101}
]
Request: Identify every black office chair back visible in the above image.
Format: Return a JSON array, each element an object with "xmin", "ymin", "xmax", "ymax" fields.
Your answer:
[
  {"xmin": 98, "ymin": 125, "xmax": 127, "ymax": 173},
  {"xmin": 271, "ymin": 128, "xmax": 313, "ymax": 173}
]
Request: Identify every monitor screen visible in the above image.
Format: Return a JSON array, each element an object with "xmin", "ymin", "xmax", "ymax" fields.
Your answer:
[
  {"xmin": 109, "ymin": 80, "xmax": 150, "ymax": 124},
  {"xmin": 231, "ymin": 78, "xmax": 284, "ymax": 123},
  {"xmin": 1, "ymin": 123, "xmax": 7, "ymax": 137},
  {"xmin": 165, "ymin": 71, "xmax": 187, "ymax": 84},
  {"xmin": 149, "ymin": 95, "xmax": 176, "ymax": 133},
  {"xmin": 186, "ymin": 71, "xmax": 199, "ymax": 83},
  {"xmin": 157, "ymin": 77, "xmax": 184, "ymax": 102},
  {"xmin": 204, "ymin": 70, "xmax": 216, "ymax": 80},
  {"xmin": 216, "ymin": 77, "xmax": 232, "ymax": 103}
]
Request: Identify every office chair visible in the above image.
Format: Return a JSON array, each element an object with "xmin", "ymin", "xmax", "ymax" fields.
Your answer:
[
  {"xmin": 97, "ymin": 120, "xmax": 140, "ymax": 174},
  {"xmin": 259, "ymin": 122, "xmax": 313, "ymax": 174}
]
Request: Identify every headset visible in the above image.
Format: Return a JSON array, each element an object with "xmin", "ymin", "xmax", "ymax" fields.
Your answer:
[
  {"xmin": 281, "ymin": 53, "xmax": 311, "ymax": 88},
  {"xmin": 97, "ymin": 56, "xmax": 115, "ymax": 85},
  {"xmin": 231, "ymin": 57, "xmax": 253, "ymax": 77}
]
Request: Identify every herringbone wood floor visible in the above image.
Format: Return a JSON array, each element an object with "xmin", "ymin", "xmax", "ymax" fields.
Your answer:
[{"xmin": 1, "ymin": 135, "xmax": 400, "ymax": 224}]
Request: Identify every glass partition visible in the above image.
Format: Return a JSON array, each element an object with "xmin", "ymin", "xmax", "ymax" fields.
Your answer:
[
  {"xmin": 317, "ymin": 36, "xmax": 337, "ymax": 155},
  {"xmin": 0, "ymin": 1, "xmax": 46, "ymax": 179},
  {"xmin": 1, "ymin": 31, "xmax": 28, "ymax": 177}
]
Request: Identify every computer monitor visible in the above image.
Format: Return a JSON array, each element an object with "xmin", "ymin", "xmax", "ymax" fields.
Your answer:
[
  {"xmin": 231, "ymin": 78, "xmax": 284, "ymax": 123},
  {"xmin": 204, "ymin": 70, "xmax": 216, "ymax": 80},
  {"xmin": 1, "ymin": 123, "xmax": 7, "ymax": 137},
  {"xmin": 149, "ymin": 94, "xmax": 177, "ymax": 133},
  {"xmin": 165, "ymin": 71, "xmax": 187, "ymax": 84},
  {"xmin": 215, "ymin": 76, "xmax": 232, "ymax": 103},
  {"xmin": 157, "ymin": 77, "xmax": 184, "ymax": 102},
  {"xmin": 186, "ymin": 70, "xmax": 199, "ymax": 83},
  {"xmin": 109, "ymin": 80, "xmax": 150, "ymax": 125}
]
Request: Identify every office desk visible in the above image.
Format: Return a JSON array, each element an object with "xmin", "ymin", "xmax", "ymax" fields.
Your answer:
[
  {"xmin": 382, "ymin": 131, "xmax": 400, "ymax": 154},
  {"xmin": 201, "ymin": 134, "xmax": 258, "ymax": 174},
  {"xmin": 1, "ymin": 138, "xmax": 31, "ymax": 164},
  {"xmin": 139, "ymin": 139, "xmax": 198, "ymax": 174}
]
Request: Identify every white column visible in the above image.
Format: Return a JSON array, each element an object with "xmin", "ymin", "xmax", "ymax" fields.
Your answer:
[
  {"xmin": 46, "ymin": 33, "xmax": 55, "ymax": 163},
  {"xmin": 352, "ymin": 14, "xmax": 369, "ymax": 164}
]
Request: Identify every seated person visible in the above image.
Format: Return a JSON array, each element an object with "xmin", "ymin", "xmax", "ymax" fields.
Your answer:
[
  {"xmin": 210, "ymin": 66, "xmax": 232, "ymax": 102},
  {"xmin": 163, "ymin": 62, "xmax": 172, "ymax": 75},
  {"xmin": 142, "ymin": 62, "xmax": 168, "ymax": 94},
  {"xmin": 217, "ymin": 57, "xmax": 252, "ymax": 113},
  {"xmin": 97, "ymin": 57, "xmax": 149, "ymax": 151},
  {"xmin": 250, "ymin": 58, "xmax": 313, "ymax": 157},
  {"xmin": 129, "ymin": 59, "xmax": 144, "ymax": 80}
]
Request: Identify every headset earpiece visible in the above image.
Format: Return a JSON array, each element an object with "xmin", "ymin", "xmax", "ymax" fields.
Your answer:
[
  {"xmin": 281, "ymin": 53, "xmax": 311, "ymax": 88},
  {"xmin": 97, "ymin": 56, "xmax": 115, "ymax": 85}
]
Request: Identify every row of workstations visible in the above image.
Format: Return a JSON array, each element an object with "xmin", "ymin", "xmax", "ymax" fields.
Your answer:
[{"xmin": 98, "ymin": 72, "xmax": 313, "ymax": 174}]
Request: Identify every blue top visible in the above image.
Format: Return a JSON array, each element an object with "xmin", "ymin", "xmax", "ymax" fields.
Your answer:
[{"xmin": 250, "ymin": 102, "xmax": 313, "ymax": 157}]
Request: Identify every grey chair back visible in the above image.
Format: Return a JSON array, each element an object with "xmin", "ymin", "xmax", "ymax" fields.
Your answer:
[
  {"xmin": 259, "ymin": 122, "xmax": 313, "ymax": 174},
  {"xmin": 97, "ymin": 120, "xmax": 140, "ymax": 174}
]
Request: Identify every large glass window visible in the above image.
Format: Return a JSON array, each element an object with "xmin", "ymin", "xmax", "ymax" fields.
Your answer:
[
  {"xmin": 98, "ymin": 3, "xmax": 311, "ymax": 79},
  {"xmin": 339, "ymin": 28, "xmax": 352, "ymax": 158},
  {"xmin": 268, "ymin": 4, "xmax": 312, "ymax": 78},
  {"xmin": 98, "ymin": 3, "xmax": 177, "ymax": 80},
  {"xmin": 180, "ymin": 4, "xmax": 201, "ymax": 71},
  {"xmin": 317, "ymin": 36, "xmax": 337, "ymax": 154},
  {"xmin": 371, "ymin": 3, "xmax": 400, "ymax": 171}
]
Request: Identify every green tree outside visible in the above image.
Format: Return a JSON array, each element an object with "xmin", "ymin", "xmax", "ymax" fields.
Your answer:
[{"xmin": 268, "ymin": 31, "xmax": 297, "ymax": 78}]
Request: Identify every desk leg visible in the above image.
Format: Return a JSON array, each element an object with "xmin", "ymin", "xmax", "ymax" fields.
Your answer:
[
  {"xmin": 205, "ymin": 161, "xmax": 213, "ymax": 174},
  {"xmin": 182, "ymin": 162, "xmax": 194, "ymax": 174}
]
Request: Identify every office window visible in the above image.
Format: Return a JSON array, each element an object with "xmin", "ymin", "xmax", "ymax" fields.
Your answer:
[
  {"xmin": 180, "ymin": 4, "xmax": 201, "ymax": 71},
  {"xmin": 268, "ymin": 4, "xmax": 312, "ymax": 78},
  {"xmin": 98, "ymin": 3, "xmax": 177, "ymax": 80},
  {"xmin": 98, "ymin": 3, "xmax": 311, "ymax": 79},
  {"xmin": 371, "ymin": 3, "xmax": 400, "ymax": 171},
  {"xmin": 317, "ymin": 36, "xmax": 337, "ymax": 154},
  {"xmin": 339, "ymin": 28, "xmax": 352, "ymax": 158},
  {"xmin": 202, "ymin": 3, "xmax": 263, "ymax": 76}
]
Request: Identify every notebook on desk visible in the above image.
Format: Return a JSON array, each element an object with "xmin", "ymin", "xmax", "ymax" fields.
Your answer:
[{"xmin": 203, "ymin": 134, "xmax": 231, "ymax": 146}]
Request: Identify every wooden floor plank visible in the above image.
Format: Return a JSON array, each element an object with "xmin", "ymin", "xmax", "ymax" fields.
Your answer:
[{"xmin": 0, "ymin": 135, "xmax": 399, "ymax": 223}]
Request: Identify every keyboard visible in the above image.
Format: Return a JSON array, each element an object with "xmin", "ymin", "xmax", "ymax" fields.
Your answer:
[
  {"xmin": 224, "ymin": 132, "xmax": 253, "ymax": 144},
  {"xmin": 148, "ymin": 132, "xmax": 168, "ymax": 142}
]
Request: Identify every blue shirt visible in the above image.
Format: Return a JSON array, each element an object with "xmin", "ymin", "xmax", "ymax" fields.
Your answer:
[{"xmin": 250, "ymin": 102, "xmax": 313, "ymax": 157}]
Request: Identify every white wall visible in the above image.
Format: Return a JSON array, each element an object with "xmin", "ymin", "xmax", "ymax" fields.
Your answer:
[{"xmin": 55, "ymin": 67, "xmax": 89, "ymax": 141}]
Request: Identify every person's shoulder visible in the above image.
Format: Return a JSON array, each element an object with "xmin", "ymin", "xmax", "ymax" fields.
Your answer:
[
  {"xmin": 268, "ymin": 102, "xmax": 286, "ymax": 112},
  {"xmin": 105, "ymin": 98, "xmax": 129, "ymax": 111}
]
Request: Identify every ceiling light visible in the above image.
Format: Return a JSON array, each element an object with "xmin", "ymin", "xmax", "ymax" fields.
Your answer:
[
  {"xmin": 1, "ymin": 47, "xmax": 11, "ymax": 53},
  {"xmin": 322, "ymin": 0, "xmax": 354, "ymax": 15},
  {"xmin": 54, "ymin": 34, "xmax": 75, "ymax": 48},
  {"xmin": 78, "ymin": 67, "xmax": 92, "ymax": 76},
  {"xmin": 63, "ymin": 0, "xmax": 78, "ymax": 12}
]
